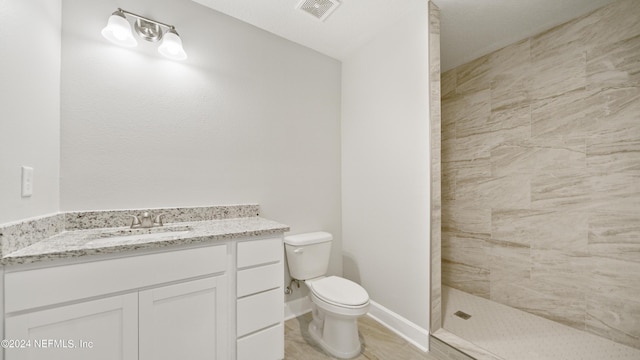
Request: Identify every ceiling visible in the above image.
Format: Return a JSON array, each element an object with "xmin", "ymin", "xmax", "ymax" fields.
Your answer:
[{"xmin": 191, "ymin": 0, "xmax": 617, "ymax": 71}]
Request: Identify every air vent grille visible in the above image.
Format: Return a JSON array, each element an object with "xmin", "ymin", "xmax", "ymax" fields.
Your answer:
[{"xmin": 296, "ymin": 0, "xmax": 341, "ymax": 22}]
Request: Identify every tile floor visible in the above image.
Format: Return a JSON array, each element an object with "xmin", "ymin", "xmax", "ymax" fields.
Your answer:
[
  {"xmin": 442, "ymin": 286, "xmax": 640, "ymax": 360},
  {"xmin": 285, "ymin": 313, "xmax": 449, "ymax": 360}
]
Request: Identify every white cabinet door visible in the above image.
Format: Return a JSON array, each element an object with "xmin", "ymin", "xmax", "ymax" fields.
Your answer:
[
  {"xmin": 139, "ymin": 276, "xmax": 228, "ymax": 360},
  {"xmin": 5, "ymin": 293, "xmax": 138, "ymax": 360}
]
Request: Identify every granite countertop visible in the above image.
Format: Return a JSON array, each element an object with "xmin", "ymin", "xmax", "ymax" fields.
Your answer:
[{"xmin": 0, "ymin": 205, "xmax": 289, "ymax": 266}]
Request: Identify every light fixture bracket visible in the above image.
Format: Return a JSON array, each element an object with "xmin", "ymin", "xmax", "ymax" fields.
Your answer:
[{"xmin": 135, "ymin": 18, "xmax": 163, "ymax": 42}]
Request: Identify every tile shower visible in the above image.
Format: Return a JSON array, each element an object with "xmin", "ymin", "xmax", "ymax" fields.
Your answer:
[{"xmin": 441, "ymin": 0, "xmax": 639, "ymax": 352}]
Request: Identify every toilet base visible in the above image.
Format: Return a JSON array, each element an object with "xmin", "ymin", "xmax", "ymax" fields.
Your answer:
[{"xmin": 307, "ymin": 299, "xmax": 368, "ymax": 359}]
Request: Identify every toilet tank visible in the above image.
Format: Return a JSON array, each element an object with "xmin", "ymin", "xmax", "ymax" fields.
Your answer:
[{"xmin": 284, "ymin": 232, "xmax": 333, "ymax": 280}]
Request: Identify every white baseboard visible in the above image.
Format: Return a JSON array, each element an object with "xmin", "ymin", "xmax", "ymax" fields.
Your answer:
[
  {"xmin": 284, "ymin": 297, "xmax": 429, "ymax": 352},
  {"xmin": 284, "ymin": 296, "xmax": 312, "ymax": 320},
  {"xmin": 367, "ymin": 300, "xmax": 430, "ymax": 352}
]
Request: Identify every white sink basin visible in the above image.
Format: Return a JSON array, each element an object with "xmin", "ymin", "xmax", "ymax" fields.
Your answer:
[{"xmin": 86, "ymin": 230, "xmax": 190, "ymax": 245}]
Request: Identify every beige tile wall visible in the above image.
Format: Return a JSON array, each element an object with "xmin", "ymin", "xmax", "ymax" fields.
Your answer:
[{"xmin": 441, "ymin": 0, "xmax": 640, "ymax": 350}]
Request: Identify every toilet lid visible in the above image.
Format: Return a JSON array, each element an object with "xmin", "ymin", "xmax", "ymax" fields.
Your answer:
[{"xmin": 309, "ymin": 276, "xmax": 369, "ymax": 307}]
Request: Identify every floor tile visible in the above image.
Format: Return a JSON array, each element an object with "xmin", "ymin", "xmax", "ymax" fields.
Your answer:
[{"xmin": 285, "ymin": 313, "xmax": 446, "ymax": 360}]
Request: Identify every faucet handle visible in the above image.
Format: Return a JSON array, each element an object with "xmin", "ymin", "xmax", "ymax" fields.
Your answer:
[
  {"xmin": 153, "ymin": 213, "xmax": 165, "ymax": 226},
  {"xmin": 129, "ymin": 215, "xmax": 141, "ymax": 228}
]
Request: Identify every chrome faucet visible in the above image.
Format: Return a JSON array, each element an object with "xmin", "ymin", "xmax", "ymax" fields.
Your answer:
[{"xmin": 129, "ymin": 212, "xmax": 164, "ymax": 229}]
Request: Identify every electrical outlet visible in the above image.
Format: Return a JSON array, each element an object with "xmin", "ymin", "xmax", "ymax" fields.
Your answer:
[{"xmin": 21, "ymin": 166, "xmax": 33, "ymax": 197}]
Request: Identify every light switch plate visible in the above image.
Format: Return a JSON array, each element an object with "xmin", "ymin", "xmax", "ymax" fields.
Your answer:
[{"xmin": 21, "ymin": 166, "xmax": 33, "ymax": 197}]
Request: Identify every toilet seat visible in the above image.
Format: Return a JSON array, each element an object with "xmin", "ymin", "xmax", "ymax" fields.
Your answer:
[{"xmin": 308, "ymin": 276, "xmax": 369, "ymax": 308}]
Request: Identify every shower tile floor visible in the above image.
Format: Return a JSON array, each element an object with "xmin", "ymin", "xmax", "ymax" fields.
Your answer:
[{"xmin": 442, "ymin": 286, "xmax": 640, "ymax": 360}]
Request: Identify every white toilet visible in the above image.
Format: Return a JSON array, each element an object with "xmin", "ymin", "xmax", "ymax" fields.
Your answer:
[{"xmin": 284, "ymin": 232, "xmax": 370, "ymax": 359}]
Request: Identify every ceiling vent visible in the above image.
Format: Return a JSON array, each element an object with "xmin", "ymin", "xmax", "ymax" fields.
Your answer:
[{"xmin": 296, "ymin": 0, "xmax": 341, "ymax": 22}]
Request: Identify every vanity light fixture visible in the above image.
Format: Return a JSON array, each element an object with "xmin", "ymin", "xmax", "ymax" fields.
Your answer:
[{"xmin": 101, "ymin": 8, "xmax": 187, "ymax": 61}]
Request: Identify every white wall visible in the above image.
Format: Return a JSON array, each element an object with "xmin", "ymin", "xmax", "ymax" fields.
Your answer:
[
  {"xmin": 60, "ymin": 0, "xmax": 343, "ymax": 282},
  {"xmin": 341, "ymin": 0, "xmax": 430, "ymax": 333},
  {"xmin": 0, "ymin": 0, "xmax": 61, "ymax": 224}
]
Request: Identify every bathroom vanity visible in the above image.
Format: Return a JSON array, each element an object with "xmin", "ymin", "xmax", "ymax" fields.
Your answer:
[{"xmin": 0, "ymin": 205, "xmax": 288, "ymax": 360}]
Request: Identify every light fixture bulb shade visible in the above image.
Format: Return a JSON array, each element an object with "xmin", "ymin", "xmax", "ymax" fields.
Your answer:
[
  {"xmin": 158, "ymin": 29, "xmax": 187, "ymax": 60},
  {"xmin": 101, "ymin": 12, "xmax": 137, "ymax": 47}
]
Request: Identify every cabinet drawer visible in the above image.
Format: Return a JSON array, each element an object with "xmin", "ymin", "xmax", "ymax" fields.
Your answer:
[
  {"xmin": 237, "ymin": 237, "xmax": 282, "ymax": 268},
  {"xmin": 237, "ymin": 323, "xmax": 283, "ymax": 360},
  {"xmin": 236, "ymin": 288, "xmax": 283, "ymax": 337},
  {"xmin": 5, "ymin": 244, "xmax": 228, "ymax": 313},
  {"xmin": 237, "ymin": 262, "xmax": 282, "ymax": 298}
]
